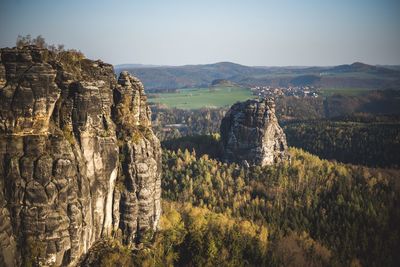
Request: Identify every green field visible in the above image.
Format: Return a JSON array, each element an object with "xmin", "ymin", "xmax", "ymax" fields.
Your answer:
[
  {"xmin": 320, "ymin": 88, "xmax": 375, "ymax": 97},
  {"xmin": 148, "ymin": 87, "xmax": 256, "ymax": 109}
]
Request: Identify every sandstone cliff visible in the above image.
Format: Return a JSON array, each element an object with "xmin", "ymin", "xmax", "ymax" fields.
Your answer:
[
  {"xmin": 0, "ymin": 46, "xmax": 161, "ymax": 266},
  {"xmin": 220, "ymin": 98, "xmax": 289, "ymax": 166}
]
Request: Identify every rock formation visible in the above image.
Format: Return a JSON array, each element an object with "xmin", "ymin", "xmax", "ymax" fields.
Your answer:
[
  {"xmin": 0, "ymin": 46, "xmax": 161, "ymax": 266},
  {"xmin": 220, "ymin": 98, "xmax": 289, "ymax": 166}
]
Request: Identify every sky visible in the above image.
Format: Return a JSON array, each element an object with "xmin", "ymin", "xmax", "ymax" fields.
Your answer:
[{"xmin": 1, "ymin": 0, "xmax": 399, "ymax": 66}]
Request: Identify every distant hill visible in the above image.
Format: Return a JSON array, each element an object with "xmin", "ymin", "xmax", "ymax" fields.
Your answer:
[
  {"xmin": 114, "ymin": 62, "xmax": 400, "ymax": 91},
  {"xmin": 114, "ymin": 62, "xmax": 267, "ymax": 90},
  {"xmin": 210, "ymin": 79, "xmax": 238, "ymax": 87},
  {"xmin": 327, "ymin": 62, "xmax": 400, "ymax": 75},
  {"xmin": 115, "ymin": 63, "xmax": 163, "ymax": 69}
]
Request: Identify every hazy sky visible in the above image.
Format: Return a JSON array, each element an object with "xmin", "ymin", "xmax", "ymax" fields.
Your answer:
[{"xmin": 1, "ymin": 0, "xmax": 399, "ymax": 66}]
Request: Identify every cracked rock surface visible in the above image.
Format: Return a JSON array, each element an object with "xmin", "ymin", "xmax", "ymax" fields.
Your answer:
[
  {"xmin": 220, "ymin": 98, "xmax": 289, "ymax": 166},
  {"xmin": 0, "ymin": 46, "xmax": 161, "ymax": 266}
]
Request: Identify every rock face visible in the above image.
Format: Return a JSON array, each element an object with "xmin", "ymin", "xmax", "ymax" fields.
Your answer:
[
  {"xmin": 220, "ymin": 98, "xmax": 289, "ymax": 166},
  {"xmin": 0, "ymin": 46, "xmax": 161, "ymax": 266}
]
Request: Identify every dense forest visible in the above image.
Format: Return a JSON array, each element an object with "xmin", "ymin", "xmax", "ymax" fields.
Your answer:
[
  {"xmin": 160, "ymin": 144, "xmax": 400, "ymax": 266},
  {"xmin": 82, "ymin": 202, "xmax": 270, "ymax": 267},
  {"xmin": 283, "ymin": 118, "xmax": 400, "ymax": 168}
]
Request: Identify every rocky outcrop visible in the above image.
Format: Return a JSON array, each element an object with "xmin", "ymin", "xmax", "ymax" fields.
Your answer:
[
  {"xmin": 0, "ymin": 46, "xmax": 161, "ymax": 266},
  {"xmin": 220, "ymin": 98, "xmax": 289, "ymax": 166},
  {"xmin": 112, "ymin": 71, "xmax": 161, "ymax": 245}
]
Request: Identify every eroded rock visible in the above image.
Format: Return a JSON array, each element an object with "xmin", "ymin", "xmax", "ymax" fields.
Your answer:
[
  {"xmin": 0, "ymin": 46, "xmax": 161, "ymax": 266},
  {"xmin": 220, "ymin": 98, "xmax": 289, "ymax": 166}
]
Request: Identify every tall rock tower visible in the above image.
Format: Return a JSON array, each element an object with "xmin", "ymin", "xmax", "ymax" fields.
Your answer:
[{"xmin": 220, "ymin": 98, "xmax": 289, "ymax": 166}]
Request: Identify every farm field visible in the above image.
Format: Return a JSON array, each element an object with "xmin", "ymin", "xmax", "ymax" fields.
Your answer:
[
  {"xmin": 320, "ymin": 87, "xmax": 376, "ymax": 97},
  {"xmin": 148, "ymin": 87, "xmax": 256, "ymax": 109}
]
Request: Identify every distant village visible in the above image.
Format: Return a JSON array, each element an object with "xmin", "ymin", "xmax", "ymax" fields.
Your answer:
[{"xmin": 250, "ymin": 85, "xmax": 319, "ymax": 98}]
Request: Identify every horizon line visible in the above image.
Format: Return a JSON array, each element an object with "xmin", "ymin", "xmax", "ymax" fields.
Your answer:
[{"xmin": 113, "ymin": 61, "xmax": 400, "ymax": 68}]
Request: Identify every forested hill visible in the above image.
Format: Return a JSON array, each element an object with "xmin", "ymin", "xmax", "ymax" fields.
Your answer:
[{"xmin": 115, "ymin": 62, "xmax": 400, "ymax": 90}]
